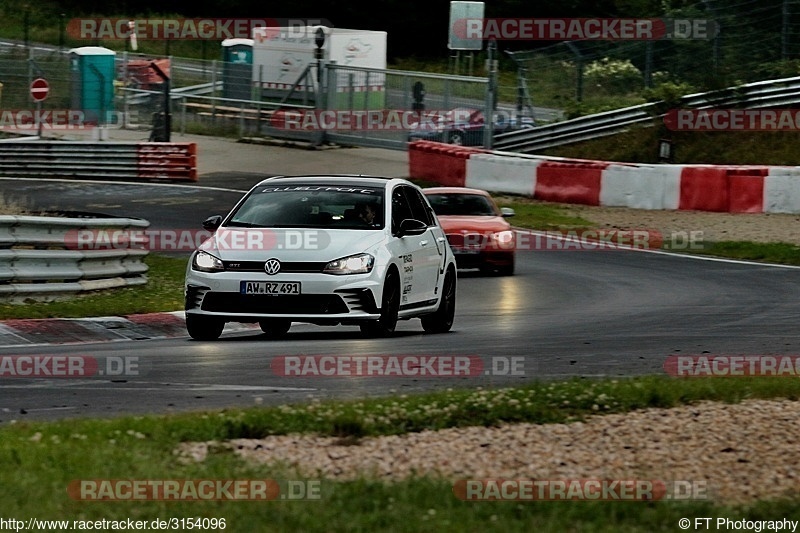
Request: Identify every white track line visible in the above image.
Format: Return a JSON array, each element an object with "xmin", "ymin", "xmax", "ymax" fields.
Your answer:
[{"xmin": 516, "ymin": 228, "xmax": 800, "ymax": 270}]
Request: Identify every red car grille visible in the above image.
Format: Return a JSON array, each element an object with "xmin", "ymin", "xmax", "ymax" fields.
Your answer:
[{"xmin": 446, "ymin": 233, "xmax": 486, "ymax": 249}]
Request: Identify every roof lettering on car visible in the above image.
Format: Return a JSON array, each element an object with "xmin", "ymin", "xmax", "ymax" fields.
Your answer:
[{"xmin": 258, "ymin": 186, "xmax": 379, "ymax": 194}]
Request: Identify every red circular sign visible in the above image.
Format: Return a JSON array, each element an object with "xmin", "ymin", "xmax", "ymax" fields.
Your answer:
[{"xmin": 30, "ymin": 78, "xmax": 49, "ymax": 102}]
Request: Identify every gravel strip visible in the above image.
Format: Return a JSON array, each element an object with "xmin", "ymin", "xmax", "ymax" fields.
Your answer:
[
  {"xmin": 177, "ymin": 399, "xmax": 800, "ymax": 504},
  {"xmin": 178, "ymin": 205, "xmax": 800, "ymax": 505},
  {"xmin": 547, "ymin": 202, "xmax": 800, "ymax": 246}
]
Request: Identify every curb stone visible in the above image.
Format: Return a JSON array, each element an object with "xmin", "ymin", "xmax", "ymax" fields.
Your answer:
[{"xmin": 0, "ymin": 311, "xmax": 260, "ymax": 347}]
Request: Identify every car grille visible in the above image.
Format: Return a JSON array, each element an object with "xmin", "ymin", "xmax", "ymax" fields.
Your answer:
[
  {"xmin": 446, "ymin": 233, "xmax": 486, "ymax": 249},
  {"xmin": 223, "ymin": 261, "xmax": 328, "ymax": 273},
  {"xmin": 201, "ymin": 293, "xmax": 349, "ymax": 314}
]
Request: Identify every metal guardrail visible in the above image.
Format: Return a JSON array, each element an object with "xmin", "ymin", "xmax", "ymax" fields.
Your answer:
[
  {"xmin": 125, "ymin": 81, "xmax": 223, "ymax": 105},
  {"xmin": 0, "ymin": 141, "xmax": 197, "ymax": 181},
  {"xmin": 495, "ymin": 75, "xmax": 800, "ymax": 153},
  {"xmin": 0, "ymin": 215, "xmax": 149, "ymax": 299}
]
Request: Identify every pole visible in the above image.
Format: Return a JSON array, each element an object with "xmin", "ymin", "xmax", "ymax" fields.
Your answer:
[
  {"xmin": 483, "ymin": 40, "xmax": 497, "ymax": 150},
  {"xmin": 59, "ymin": 14, "xmax": 65, "ymax": 52},
  {"xmin": 150, "ymin": 61, "xmax": 171, "ymax": 142},
  {"xmin": 783, "ymin": 0, "xmax": 790, "ymax": 60}
]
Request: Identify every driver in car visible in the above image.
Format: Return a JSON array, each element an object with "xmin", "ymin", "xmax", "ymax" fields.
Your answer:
[{"xmin": 356, "ymin": 202, "xmax": 379, "ymax": 226}]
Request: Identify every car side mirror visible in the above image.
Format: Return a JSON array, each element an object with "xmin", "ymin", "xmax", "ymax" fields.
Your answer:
[
  {"xmin": 397, "ymin": 218, "xmax": 427, "ymax": 237},
  {"xmin": 202, "ymin": 215, "xmax": 223, "ymax": 231},
  {"xmin": 500, "ymin": 207, "xmax": 516, "ymax": 218}
]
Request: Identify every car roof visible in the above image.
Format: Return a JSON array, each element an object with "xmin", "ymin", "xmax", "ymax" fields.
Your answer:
[
  {"xmin": 423, "ymin": 187, "xmax": 492, "ymax": 196},
  {"xmin": 253, "ymin": 175, "xmax": 401, "ymax": 189}
]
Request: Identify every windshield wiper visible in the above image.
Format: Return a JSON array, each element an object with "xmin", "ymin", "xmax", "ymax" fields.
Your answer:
[{"xmin": 225, "ymin": 221, "xmax": 260, "ymax": 227}]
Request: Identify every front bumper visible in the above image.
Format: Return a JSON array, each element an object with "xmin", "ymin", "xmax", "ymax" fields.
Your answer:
[{"xmin": 185, "ymin": 269, "xmax": 382, "ymax": 321}]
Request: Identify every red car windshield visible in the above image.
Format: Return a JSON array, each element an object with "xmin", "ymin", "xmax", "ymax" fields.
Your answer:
[{"xmin": 426, "ymin": 194, "xmax": 498, "ymax": 216}]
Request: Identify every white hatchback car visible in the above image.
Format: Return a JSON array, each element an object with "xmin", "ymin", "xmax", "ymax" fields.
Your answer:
[{"xmin": 184, "ymin": 175, "xmax": 457, "ymax": 340}]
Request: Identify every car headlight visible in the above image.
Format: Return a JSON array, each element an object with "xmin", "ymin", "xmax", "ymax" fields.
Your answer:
[
  {"xmin": 323, "ymin": 253, "xmax": 374, "ymax": 275},
  {"xmin": 488, "ymin": 230, "xmax": 516, "ymax": 250},
  {"xmin": 192, "ymin": 251, "xmax": 224, "ymax": 272}
]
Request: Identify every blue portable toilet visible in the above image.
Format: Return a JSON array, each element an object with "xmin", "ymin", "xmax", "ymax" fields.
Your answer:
[
  {"xmin": 69, "ymin": 46, "xmax": 116, "ymax": 124},
  {"xmin": 221, "ymin": 39, "xmax": 254, "ymax": 100}
]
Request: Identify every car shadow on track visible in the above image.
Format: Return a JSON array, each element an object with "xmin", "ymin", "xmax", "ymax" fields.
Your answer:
[{"xmin": 190, "ymin": 329, "xmax": 450, "ymax": 342}]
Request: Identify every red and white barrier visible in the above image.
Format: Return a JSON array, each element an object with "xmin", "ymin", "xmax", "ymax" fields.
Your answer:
[
  {"xmin": 465, "ymin": 154, "xmax": 539, "ymax": 196},
  {"xmin": 137, "ymin": 143, "xmax": 198, "ymax": 181},
  {"xmin": 600, "ymin": 163, "xmax": 682, "ymax": 210},
  {"xmin": 764, "ymin": 167, "xmax": 800, "ymax": 213},
  {"xmin": 408, "ymin": 141, "xmax": 800, "ymax": 214}
]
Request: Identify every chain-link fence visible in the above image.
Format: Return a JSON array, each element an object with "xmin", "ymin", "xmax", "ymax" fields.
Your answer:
[
  {"xmin": 0, "ymin": 46, "xmax": 71, "ymax": 110},
  {"xmin": 321, "ymin": 64, "xmax": 489, "ymax": 149},
  {"xmin": 0, "ymin": 43, "xmax": 493, "ymax": 148},
  {"xmin": 501, "ymin": 1, "xmax": 800, "ymax": 119}
]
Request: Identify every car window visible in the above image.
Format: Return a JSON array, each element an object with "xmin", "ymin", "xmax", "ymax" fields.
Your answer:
[
  {"xmin": 406, "ymin": 187, "xmax": 436, "ymax": 226},
  {"xmin": 426, "ymin": 193, "xmax": 499, "ymax": 216},
  {"xmin": 391, "ymin": 186, "xmax": 415, "ymax": 234},
  {"xmin": 226, "ymin": 185, "xmax": 384, "ymax": 229}
]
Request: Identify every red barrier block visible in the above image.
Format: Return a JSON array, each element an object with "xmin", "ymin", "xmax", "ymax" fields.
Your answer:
[
  {"xmin": 136, "ymin": 143, "xmax": 198, "ymax": 181},
  {"xmin": 727, "ymin": 172, "xmax": 764, "ymax": 213},
  {"xmin": 408, "ymin": 141, "xmax": 484, "ymax": 187},
  {"xmin": 679, "ymin": 166, "xmax": 729, "ymax": 212},
  {"xmin": 535, "ymin": 161, "xmax": 606, "ymax": 205}
]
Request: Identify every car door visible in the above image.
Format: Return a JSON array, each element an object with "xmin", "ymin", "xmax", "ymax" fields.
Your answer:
[
  {"xmin": 389, "ymin": 185, "xmax": 433, "ymax": 308},
  {"xmin": 400, "ymin": 186, "xmax": 444, "ymax": 306}
]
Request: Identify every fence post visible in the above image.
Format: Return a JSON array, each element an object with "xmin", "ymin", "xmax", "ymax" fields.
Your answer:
[
  {"xmin": 258, "ymin": 65, "xmax": 264, "ymax": 136},
  {"xmin": 484, "ymin": 40, "xmax": 498, "ymax": 150},
  {"xmin": 211, "ymin": 60, "xmax": 217, "ymax": 121},
  {"xmin": 327, "ymin": 61, "xmax": 337, "ymax": 115},
  {"xmin": 122, "ymin": 51, "xmax": 130, "ymax": 128},
  {"xmin": 181, "ymin": 95, "xmax": 186, "ymax": 136}
]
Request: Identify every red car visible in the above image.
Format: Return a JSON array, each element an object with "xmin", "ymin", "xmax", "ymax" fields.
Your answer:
[{"xmin": 423, "ymin": 187, "xmax": 516, "ymax": 276}]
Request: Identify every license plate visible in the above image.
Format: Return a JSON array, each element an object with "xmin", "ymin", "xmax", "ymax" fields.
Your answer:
[{"xmin": 240, "ymin": 281, "xmax": 301, "ymax": 295}]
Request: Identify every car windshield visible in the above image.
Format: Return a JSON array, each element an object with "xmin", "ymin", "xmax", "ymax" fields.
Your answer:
[
  {"xmin": 426, "ymin": 193, "xmax": 499, "ymax": 216},
  {"xmin": 226, "ymin": 185, "xmax": 385, "ymax": 229}
]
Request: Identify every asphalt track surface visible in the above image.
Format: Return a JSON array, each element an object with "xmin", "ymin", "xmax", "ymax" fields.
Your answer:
[{"xmin": 2, "ymin": 174, "xmax": 800, "ymax": 421}]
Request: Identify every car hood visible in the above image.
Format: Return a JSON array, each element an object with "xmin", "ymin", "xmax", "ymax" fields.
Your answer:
[
  {"xmin": 199, "ymin": 228, "xmax": 388, "ymax": 262},
  {"xmin": 436, "ymin": 216, "xmax": 511, "ymax": 233}
]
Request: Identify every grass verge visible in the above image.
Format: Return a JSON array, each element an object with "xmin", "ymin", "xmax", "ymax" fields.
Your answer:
[
  {"xmin": 0, "ymin": 254, "xmax": 187, "ymax": 319},
  {"xmin": 494, "ymin": 197, "xmax": 800, "ymax": 266},
  {"xmin": 2, "ymin": 376, "xmax": 799, "ymax": 529}
]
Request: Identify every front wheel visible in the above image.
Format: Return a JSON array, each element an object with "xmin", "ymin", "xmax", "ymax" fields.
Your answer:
[
  {"xmin": 421, "ymin": 268, "xmax": 456, "ymax": 333},
  {"xmin": 360, "ymin": 270, "xmax": 400, "ymax": 338},
  {"xmin": 259, "ymin": 319, "xmax": 292, "ymax": 338},
  {"xmin": 186, "ymin": 314, "xmax": 225, "ymax": 341}
]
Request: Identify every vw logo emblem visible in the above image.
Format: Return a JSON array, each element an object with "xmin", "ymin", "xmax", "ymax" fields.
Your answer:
[{"xmin": 264, "ymin": 258, "xmax": 281, "ymax": 275}]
